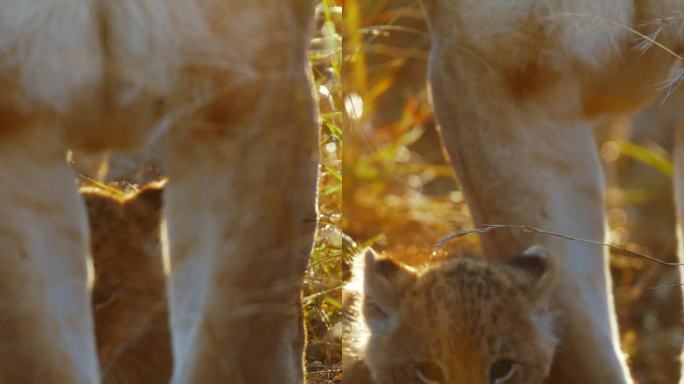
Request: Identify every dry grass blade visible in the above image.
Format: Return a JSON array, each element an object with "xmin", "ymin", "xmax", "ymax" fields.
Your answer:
[{"xmin": 435, "ymin": 224, "xmax": 684, "ymax": 267}]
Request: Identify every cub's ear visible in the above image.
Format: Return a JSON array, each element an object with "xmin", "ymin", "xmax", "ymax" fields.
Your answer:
[
  {"xmin": 362, "ymin": 249, "xmax": 417, "ymax": 333},
  {"xmin": 131, "ymin": 182, "xmax": 164, "ymax": 212},
  {"xmin": 506, "ymin": 245, "xmax": 557, "ymax": 306}
]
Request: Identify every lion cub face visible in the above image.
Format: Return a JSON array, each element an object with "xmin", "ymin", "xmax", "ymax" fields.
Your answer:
[{"xmin": 361, "ymin": 246, "xmax": 558, "ymax": 384}]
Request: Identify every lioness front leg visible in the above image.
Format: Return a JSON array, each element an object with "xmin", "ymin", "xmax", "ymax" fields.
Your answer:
[
  {"xmin": 162, "ymin": 2, "xmax": 318, "ymax": 383},
  {"xmin": 417, "ymin": 1, "xmax": 669, "ymax": 382},
  {"xmin": 0, "ymin": 124, "xmax": 100, "ymax": 383},
  {"xmin": 432, "ymin": 83, "xmax": 629, "ymax": 384}
]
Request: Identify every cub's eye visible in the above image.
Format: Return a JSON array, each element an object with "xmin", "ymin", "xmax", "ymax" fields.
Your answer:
[
  {"xmin": 415, "ymin": 361, "xmax": 444, "ymax": 384},
  {"xmin": 489, "ymin": 359, "xmax": 516, "ymax": 384}
]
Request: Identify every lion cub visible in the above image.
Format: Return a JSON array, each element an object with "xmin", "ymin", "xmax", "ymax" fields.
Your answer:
[
  {"xmin": 344, "ymin": 246, "xmax": 558, "ymax": 384},
  {"xmin": 82, "ymin": 182, "xmax": 171, "ymax": 384}
]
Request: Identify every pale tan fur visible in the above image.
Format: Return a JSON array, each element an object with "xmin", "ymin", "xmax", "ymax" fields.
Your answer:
[
  {"xmin": 0, "ymin": 1, "xmax": 318, "ymax": 383},
  {"xmin": 344, "ymin": 247, "xmax": 558, "ymax": 384},
  {"xmin": 420, "ymin": 1, "xmax": 684, "ymax": 383}
]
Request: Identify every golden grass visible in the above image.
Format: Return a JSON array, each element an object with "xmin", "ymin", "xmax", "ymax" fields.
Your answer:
[{"xmin": 304, "ymin": 1, "xmax": 343, "ymax": 383}]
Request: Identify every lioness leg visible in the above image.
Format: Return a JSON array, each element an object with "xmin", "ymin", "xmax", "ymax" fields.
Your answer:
[
  {"xmin": 162, "ymin": 3, "xmax": 318, "ymax": 382},
  {"xmin": 422, "ymin": 3, "xmax": 634, "ymax": 382},
  {"xmin": 163, "ymin": 87, "xmax": 318, "ymax": 383},
  {"xmin": 432, "ymin": 83, "xmax": 629, "ymax": 383},
  {"xmin": 0, "ymin": 122, "xmax": 99, "ymax": 383}
]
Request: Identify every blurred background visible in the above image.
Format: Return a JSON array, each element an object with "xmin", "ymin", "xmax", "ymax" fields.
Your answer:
[{"xmin": 342, "ymin": 1, "xmax": 683, "ymax": 383}]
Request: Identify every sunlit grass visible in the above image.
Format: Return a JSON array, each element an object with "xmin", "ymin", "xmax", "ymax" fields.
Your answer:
[
  {"xmin": 342, "ymin": 0, "xmax": 471, "ymax": 257},
  {"xmin": 304, "ymin": 1, "xmax": 343, "ymax": 383}
]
